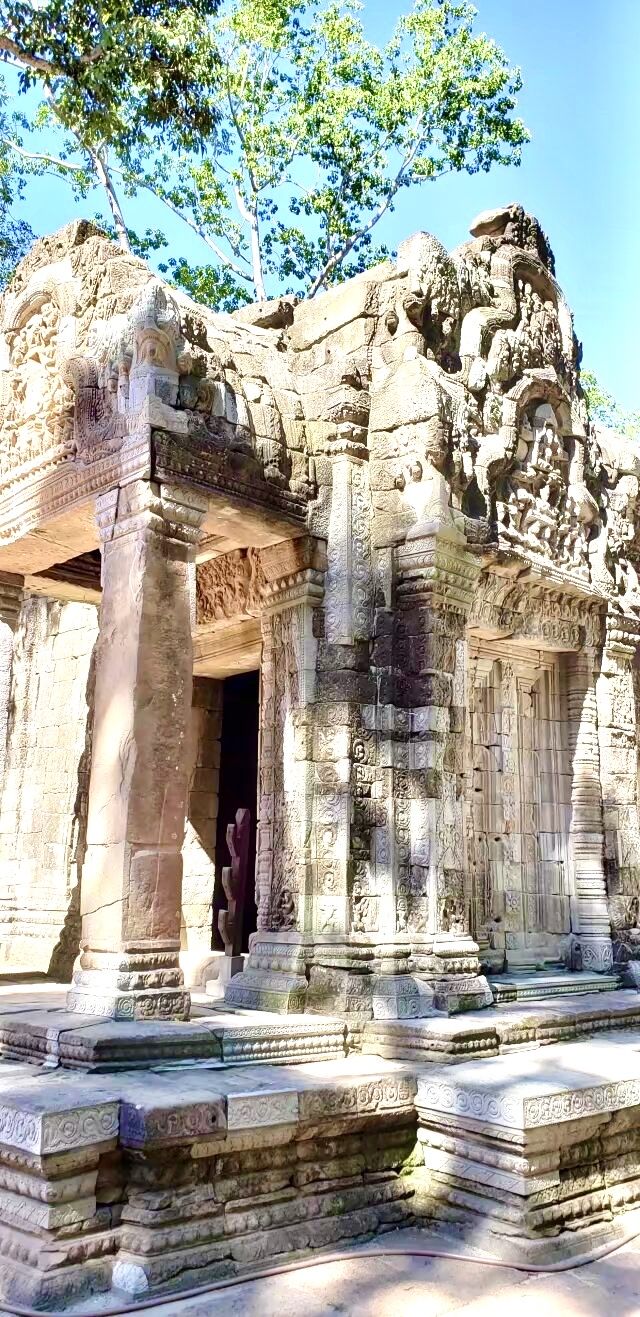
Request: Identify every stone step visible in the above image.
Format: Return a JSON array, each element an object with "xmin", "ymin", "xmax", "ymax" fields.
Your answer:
[
  {"xmin": 488, "ymin": 968, "xmax": 621, "ymax": 1004},
  {"xmin": 414, "ymin": 1027, "xmax": 640, "ymax": 1263},
  {"xmin": 0, "ymin": 1005, "xmax": 348, "ymax": 1070},
  {"xmin": 362, "ymin": 989, "xmax": 640, "ymax": 1063}
]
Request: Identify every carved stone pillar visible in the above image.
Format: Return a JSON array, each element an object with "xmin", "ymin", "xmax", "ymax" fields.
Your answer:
[
  {"xmin": 67, "ymin": 479, "xmax": 207, "ymax": 1020},
  {"xmin": 394, "ymin": 529, "xmax": 492, "ymax": 1012},
  {"xmin": 225, "ymin": 537, "xmax": 325, "ymax": 1012},
  {"xmin": 596, "ymin": 615, "xmax": 640, "ymax": 973},
  {"xmin": 565, "ymin": 647, "xmax": 613, "ymax": 973},
  {"xmin": 0, "ymin": 573, "xmax": 23, "ymax": 783}
]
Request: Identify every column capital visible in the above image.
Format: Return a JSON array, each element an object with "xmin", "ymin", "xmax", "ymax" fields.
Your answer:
[
  {"xmin": 96, "ymin": 479, "xmax": 207, "ymax": 552},
  {"xmin": 260, "ymin": 535, "xmax": 326, "ymax": 614},
  {"xmin": 604, "ymin": 611, "xmax": 640, "ymax": 664},
  {"xmin": 0, "ymin": 572, "xmax": 24, "ymax": 630},
  {"xmin": 395, "ymin": 530, "xmax": 481, "ymax": 616}
]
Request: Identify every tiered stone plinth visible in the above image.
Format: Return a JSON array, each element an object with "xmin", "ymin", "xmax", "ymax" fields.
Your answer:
[
  {"xmin": 224, "ymin": 935, "xmax": 310, "ymax": 1013},
  {"xmin": 415, "ymin": 1031, "xmax": 640, "ymax": 1261},
  {"xmin": 1, "ymin": 988, "xmax": 640, "ymax": 1306},
  {"xmin": 489, "ymin": 968, "xmax": 620, "ymax": 1004},
  {"xmin": 0, "ymin": 1053, "xmax": 417, "ymax": 1310},
  {"xmin": 0, "ymin": 1005, "xmax": 348, "ymax": 1070},
  {"xmin": 363, "ymin": 989, "xmax": 640, "ymax": 1062}
]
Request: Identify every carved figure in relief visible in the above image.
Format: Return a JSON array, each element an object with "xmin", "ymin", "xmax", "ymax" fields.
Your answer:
[
  {"xmin": 396, "ymin": 886, "xmax": 409, "ymax": 933},
  {"xmin": 274, "ymin": 886, "xmax": 296, "ymax": 930},
  {"xmin": 196, "ymin": 548, "xmax": 265, "ymax": 625},
  {"xmin": 0, "ymin": 298, "xmax": 74, "ymax": 474},
  {"xmin": 351, "ymin": 878, "xmax": 369, "ymax": 933},
  {"xmin": 218, "ymin": 808, "xmax": 251, "ymax": 959}
]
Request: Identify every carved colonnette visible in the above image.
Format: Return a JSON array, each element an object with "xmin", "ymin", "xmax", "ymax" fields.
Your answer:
[{"xmin": 0, "ymin": 572, "xmax": 23, "ymax": 785}]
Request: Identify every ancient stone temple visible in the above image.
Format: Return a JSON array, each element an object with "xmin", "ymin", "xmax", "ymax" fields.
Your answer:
[{"xmin": 1, "ymin": 205, "xmax": 640, "ymax": 1308}]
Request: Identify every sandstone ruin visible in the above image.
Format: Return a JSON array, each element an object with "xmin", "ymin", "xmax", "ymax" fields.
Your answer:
[{"xmin": 0, "ymin": 206, "xmax": 639, "ymax": 1307}]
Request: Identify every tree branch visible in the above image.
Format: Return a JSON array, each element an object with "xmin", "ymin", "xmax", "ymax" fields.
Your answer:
[
  {"xmin": 0, "ymin": 33, "xmax": 105, "ymax": 76},
  {"xmin": 87, "ymin": 146, "xmax": 132, "ymax": 251},
  {"xmin": 0, "ymin": 34, "xmax": 62, "ymax": 75},
  {"xmin": 233, "ymin": 184, "xmax": 265, "ymax": 299},
  {"xmin": 2, "ymin": 138, "xmax": 84, "ymax": 172},
  {"xmin": 114, "ymin": 166, "xmax": 255, "ymax": 282},
  {"xmin": 307, "ymin": 136, "xmax": 426, "ymax": 297}
]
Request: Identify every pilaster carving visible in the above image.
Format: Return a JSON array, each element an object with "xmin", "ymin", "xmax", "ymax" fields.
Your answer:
[
  {"xmin": 565, "ymin": 649, "xmax": 613, "ymax": 973},
  {"xmin": 225, "ymin": 537, "xmax": 326, "ymax": 1013},
  {"xmin": 598, "ymin": 613, "xmax": 640, "ymax": 968},
  {"xmin": 393, "ymin": 530, "xmax": 492, "ymax": 1012},
  {"xmin": 0, "ymin": 572, "xmax": 23, "ymax": 784}
]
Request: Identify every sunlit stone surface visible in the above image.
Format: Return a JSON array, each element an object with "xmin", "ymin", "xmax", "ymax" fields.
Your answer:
[{"xmin": 0, "ymin": 207, "xmax": 639, "ymax": 1306}]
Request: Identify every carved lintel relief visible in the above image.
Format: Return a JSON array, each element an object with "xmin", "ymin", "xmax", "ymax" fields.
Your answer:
[
  {"xmin": 196, "ymin": 548, "xmax": 265, "ymax": 625},
  {"xmin": 0, "ymin": 293, "xmax": 75, "ymax": 482},
  {"xmin": 468, "ymin": 570, "xmax": 605, "ymax": 653}
]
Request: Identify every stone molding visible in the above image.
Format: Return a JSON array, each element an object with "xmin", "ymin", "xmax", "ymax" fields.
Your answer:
[
  {"xmin": 395, "ymin": 532, "xmax": 481, "ymax": 616},
  {"xmin": 96, "ymin": 478, "xmax": 207, "ymax": 551},
  {"xmin": 0, "ymin": 572, "xmax": 24, "ymax": 629}
]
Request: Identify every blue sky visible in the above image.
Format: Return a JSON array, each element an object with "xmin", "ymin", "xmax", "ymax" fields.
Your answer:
[{"xmin": 8, "ymin": 0, "xmax": 640, "ymax": 408}]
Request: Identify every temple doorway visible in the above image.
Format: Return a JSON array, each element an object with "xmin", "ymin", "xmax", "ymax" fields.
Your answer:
[
  {"xmin": 212, "ymin": 670, "xmax": 259, "ymax": 953},
  {"xmin": 468, "ymin": 642, "xmax": 573, "ymax": 971}
]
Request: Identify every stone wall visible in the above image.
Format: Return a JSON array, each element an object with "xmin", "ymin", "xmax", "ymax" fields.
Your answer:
[{"xmin": 0, "ymin": 594, "xmax": 98, "ymax": 973}]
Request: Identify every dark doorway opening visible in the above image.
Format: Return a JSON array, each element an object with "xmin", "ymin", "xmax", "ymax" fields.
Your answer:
[{"xmin": 212, "ymin": 670, "xmax": 259, "ymax": 953}]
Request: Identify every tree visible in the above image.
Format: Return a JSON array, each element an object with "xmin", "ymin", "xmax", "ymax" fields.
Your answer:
[
  {"xmin": 130, "ymin": 0, "xmax": 530, "ymax": 304},
  {"xmin": 0, "ymin": 0, "xmax": 222, "ymax": 249},
  {"xmin": 1, "ymin": 0, "xmax": 529, "ymax": 307},
  {"xmin": 0, "ymin": 73, "xmax": 34, "ymax": 287},
  {"xmin": 582, "ymin": 369, "xmax": 640, "ymax": 441}
]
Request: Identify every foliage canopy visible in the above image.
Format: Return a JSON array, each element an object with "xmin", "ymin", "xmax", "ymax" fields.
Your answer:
[{"xmin": 0, "ymin": 0, "xmax": 529, "ymax": 306}]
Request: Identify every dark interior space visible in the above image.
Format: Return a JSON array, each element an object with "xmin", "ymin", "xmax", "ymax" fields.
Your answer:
[{"xmin": 212, "ymin": 669, "xmax": 259, "ymax": 952}]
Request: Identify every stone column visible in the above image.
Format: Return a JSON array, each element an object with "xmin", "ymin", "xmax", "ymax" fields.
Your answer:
[
  {"xmin": 0, "ymin": 573, "xmax": 23, "ymax": 782},
  {"xmin": 225, "ymin": 536, "xmax": 325, "ymax": 1012},
  {"xmin": 180, "ymin": 676, "xmax": 223, "ymax": 988},
  {"xmin": 394, "ymin": 528, "xmax": 492, "ymax": 1012},
  {"xmin": 595, "ymin": 615, "xmax": 640, "ymax": 975},
  {"xmin": 565, "ymin": 647, "xmax": 613, "ymax": 973},
  {"xmin": 67, "ymin": 479, "xmax": 207, "ymax": 1020}
]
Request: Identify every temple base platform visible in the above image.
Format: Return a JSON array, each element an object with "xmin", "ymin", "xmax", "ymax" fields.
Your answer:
[{"xmin": 0, "ymin": 982, "xmax": 639, "ymax": 1307}]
